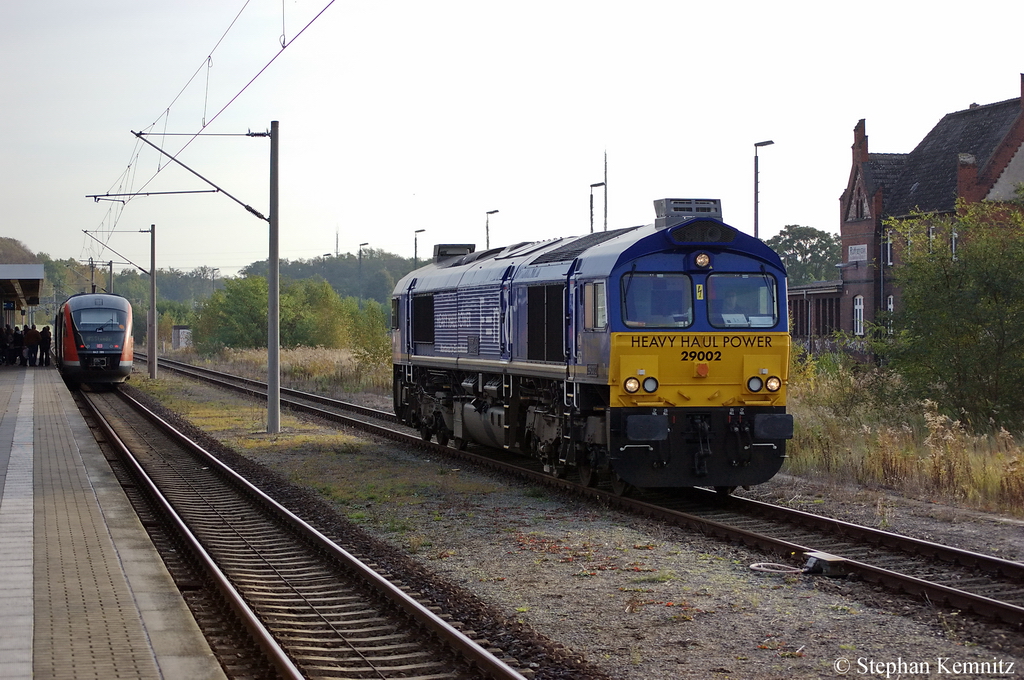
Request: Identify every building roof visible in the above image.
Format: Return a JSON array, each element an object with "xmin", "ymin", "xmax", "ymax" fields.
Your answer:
[
  {"xmin": 863, "ymin": 153, "xmax": 907, "ymax": 198},
  {"xmin": 884, "ymin": 97, "xmax": 1022, "ymax": 217},
  {"xmin": 0, "ymin": 264, "xmax": 44, "ymax": 308}
]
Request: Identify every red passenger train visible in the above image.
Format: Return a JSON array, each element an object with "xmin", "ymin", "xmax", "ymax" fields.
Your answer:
[{"xmin": 54, "ymin": 293, "xmax": 134, "ymax": 388}]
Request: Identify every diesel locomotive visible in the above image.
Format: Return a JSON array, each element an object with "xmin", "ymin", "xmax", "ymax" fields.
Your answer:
[
  {"xmin": 54, "ymin": 293, "xmax": 134, "ymax": 388},
  {"xmin": 391, "ymin": 199, "xmax": 793, "ymax": 494}
]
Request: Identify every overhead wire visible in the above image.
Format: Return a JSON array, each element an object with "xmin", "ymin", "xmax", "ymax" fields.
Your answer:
[{"xmin": 89, "ymin": 0, "xmax": 337, "ymax": 268}]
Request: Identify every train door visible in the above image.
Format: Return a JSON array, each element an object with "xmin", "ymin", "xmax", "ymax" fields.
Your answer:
[{"xmin": 500, "ymin": 265, "xmax": 514, "ymax": 361}]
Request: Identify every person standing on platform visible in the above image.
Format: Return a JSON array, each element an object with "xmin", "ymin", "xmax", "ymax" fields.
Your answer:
[
  {"xmin": 0, "ymin": 325, "xmax": 8, "ymax": 365},
  {"xmin": 25, "ymin": 324, "xmax": 40, "ymax": 366},
  {"xmin": 11, "ymin": 326, "xmax": 24, "ymax": 366},
  {"xmin": 39, "ymin": 325, "xmax": 52, "ymax": 367}
]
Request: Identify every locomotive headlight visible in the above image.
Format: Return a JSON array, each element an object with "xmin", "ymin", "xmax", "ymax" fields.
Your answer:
[
  {"xmin": 765, "ymin": 376, "xmax": 782, "ymax": 392},
  {"xmin": 747, "ymin": 376, "xmax": 764, "ymax": 392},
  {"xmin": 695, "ymin": 252, "xmax": 711, "ymax": 268},
  {"xmin": 642, "ymin": 376, "xmax": 659, "ymax": 393},
  {"xmin": 624, "ymin": 377, "xmax": 641, "ymax": 393}
]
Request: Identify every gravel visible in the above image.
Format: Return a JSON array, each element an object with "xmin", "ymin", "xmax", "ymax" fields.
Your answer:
[{"xmin": 126, "ymin": 375, "xmax": 1024, "ymax": 679}]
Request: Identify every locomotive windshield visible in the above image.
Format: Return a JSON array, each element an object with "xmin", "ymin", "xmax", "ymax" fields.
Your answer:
[
  {"xmin": 707, "ymin": 273, "xmax": 778, "ymax": 328},
  {"xmin": 72, "ymin": 308, "xmax": 128, "ymax": 349},
  {"xmin": 621, "ymin": 272, "xmax": 693, "ymax": 328}
]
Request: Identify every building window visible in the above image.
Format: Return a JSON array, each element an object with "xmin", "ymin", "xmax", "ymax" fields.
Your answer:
[
  {"xmin": 886, "ymin": 295, "xmax": 894, "ymax": 334},
  {"xmin": 853, "ymin": 295, "xmax": 864, "ymax": 336},
  {"xmin": 951, "ymin": 230, "xmax": 958, "ymax": 261},
  {"xmin": 884, "ymin": 231, "xmax": 893, "ymax": 266}
]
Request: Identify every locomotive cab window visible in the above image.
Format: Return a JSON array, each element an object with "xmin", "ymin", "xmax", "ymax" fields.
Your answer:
[
  {"xmin": 707, "ymin": 273, "xmax": 778, "ymax": 328},
  {"xmin": 583, "ymin": 281, "xmax": 607, "ymax": 329},
  {"xmin": 621, "ymin": 272, "xmax": 692, "ymax": 328},
  {"xmin": 72, "ymin": 308, "xmax": 128, "ymax": 348}
]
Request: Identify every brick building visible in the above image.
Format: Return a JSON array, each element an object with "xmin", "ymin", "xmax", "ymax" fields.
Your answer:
[{"xmin": 790, "ymin": 74, "xmax": 1024, "ymax": 343}]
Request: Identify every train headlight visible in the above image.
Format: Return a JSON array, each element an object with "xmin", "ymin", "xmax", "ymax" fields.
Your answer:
[
  {"xmin": 624, "ymin": 377, "xmax": 641, "ymax": 393},
  {"xmin": 765, "ymin": 376, "xmax": 782, "ymax": 392},
  {"xmin": 747, "ymin": 376, "xmax": 764, "ymax": 392},
  {"xmin": 695, "ymin": 252, "xmax": 711, "ymax": 268},
  {"xmin": 642, "ymin": 376, "xmax": 659, "ymax": 393}
]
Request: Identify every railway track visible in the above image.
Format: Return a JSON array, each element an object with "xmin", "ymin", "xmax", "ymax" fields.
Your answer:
[
  {"xmin": 136, "ymin": 355, "xmax": 1024, "ymax": 626},
  {"xmin": 80, "ymin": 385, "xmax": 531, "ymax": 680}
]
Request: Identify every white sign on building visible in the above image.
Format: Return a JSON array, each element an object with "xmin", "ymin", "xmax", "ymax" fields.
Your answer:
[{"xmin": 848, "ymin": 244, "xmax": 868, "ymax": 262}]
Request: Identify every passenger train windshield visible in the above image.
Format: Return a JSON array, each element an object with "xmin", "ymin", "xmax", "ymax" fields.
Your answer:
[
  {"xmin": 707, "ymin": 273, "xmax": 778, "ymax": 328},
  {"xmin": 72, "ymin": 308, "xmax": 128, "ymax": 349},
  {"xmin": 621, "ymin": 272, "xmax": 693, "ymax": 328}
]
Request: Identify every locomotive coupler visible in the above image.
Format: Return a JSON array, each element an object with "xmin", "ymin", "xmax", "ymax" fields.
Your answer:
[
  {"xmin": 692, "ymin": 417, "xmax": 712, "ymax": 476},
  {"xmin": 727, "ymin": 409, "xmax": 754, "ymax": 466}
]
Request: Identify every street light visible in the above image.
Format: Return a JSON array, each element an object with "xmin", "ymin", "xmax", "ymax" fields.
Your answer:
[
  {"xmin": 754, "ymin": 140, "xmax": 774, "ymax": 239},
  {"xmin": 413, "ymin": 229, "xmax": 425, "ymax": 268},
  {"xmin": 358, "ymin": 242, "xmax": 368, "ymax": 306},
  {"xmin": 589, "ymin": 183, "xmax": 605, "ymax": 234},
  {"xmin": 485, "ymin": 210, "xmax": 499, "ymax": 249}
]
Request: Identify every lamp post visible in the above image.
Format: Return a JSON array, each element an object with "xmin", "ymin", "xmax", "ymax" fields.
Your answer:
[
  {"xmin": 147, "ymin": 225, "xmax": 156, "ymax": 379},
  {"xmin": 414, "ymin": 229, "xmax": 425, "ymax": 268},
  {"xmin": 358, "ymin": 242, "xmax": 368, "ymax": 307},
  {"xmin": 754, "ymin": 140, "xmax": 774, "ymax": 239},
  {"xmin": 485, "ymin": 210, "xmax": 499, "ymax": 249},
  {"xmin": 589, "ymin": 182, "xmax": 605, "ymax": 234}
]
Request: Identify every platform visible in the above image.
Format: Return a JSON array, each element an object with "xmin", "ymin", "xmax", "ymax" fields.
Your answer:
[{"xmin": 0, "ymin": 366, "xmax": 226, "ymax": 680}]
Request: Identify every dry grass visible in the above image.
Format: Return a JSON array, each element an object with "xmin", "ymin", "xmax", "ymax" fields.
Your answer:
[
  {"xmin": 787, "ymin": 351, "xmax": 1024, "ymax": 516},
  {"xmin": 166, "ymin": 346, "xmax": 391, "ymax": 397}
]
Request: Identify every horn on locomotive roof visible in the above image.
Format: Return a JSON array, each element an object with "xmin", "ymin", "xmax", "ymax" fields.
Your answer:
[{"xmin": 654, "ymin": 198, "xmax": 723, "ymax": 228}]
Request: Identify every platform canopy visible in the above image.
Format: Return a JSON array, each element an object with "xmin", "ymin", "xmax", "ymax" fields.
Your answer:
[{"xmin": 0, "ymin": 264, "xmax": 44, "ymax": 309}]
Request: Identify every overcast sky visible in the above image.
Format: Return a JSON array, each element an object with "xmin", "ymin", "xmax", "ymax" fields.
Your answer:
[{"xmin": 3, "ymin": 1, "xmax": 1022, "ymax": 277}]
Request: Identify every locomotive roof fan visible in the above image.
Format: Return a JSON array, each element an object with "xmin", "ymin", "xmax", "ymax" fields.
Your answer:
[{"xmin": 654, "ymin": 198, "xmax": 723, "ymax": 228}]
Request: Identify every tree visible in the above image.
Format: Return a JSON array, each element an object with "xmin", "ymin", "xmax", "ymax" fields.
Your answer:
[
  {"xmin": 0, "ymin": 237, "xmax": 40, "ymax": 264},
  {"xmin": 280, "ymin": 277, "xmax": 349, "ymax": 348},
  {"xmin": 345, "ymin": 298, "xmax": 391, "ymax": 370},
  {"xmin": 194, "ymin": 276, "xmax": 269, "ymax": 352},
  {"xmin": 192, "ymin": 275, "xmax": 356, "ymax": 354},
  {"xmin": 764, "ymin": 225, "xmax": 841, "ymax": 285},
  {"xmin": 873, "ymin": 200, "xmax": 1024, "ymax": 429}
]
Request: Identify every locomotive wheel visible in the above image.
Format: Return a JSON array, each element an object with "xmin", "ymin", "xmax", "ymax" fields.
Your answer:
[
  {"xmin": 577, "ymin": 460, "xmax": 597, "ymax": 488},
  {"xmin": 609, "ymin": 471, "xmax": 632, "ymax": 497},
  {"xmin": 419, "ymin": 426, "xmax": 432, "ymax": 442},
  {"xmin": 452, "ymin": 437, "xmax": 467, "ymax": 451},
  {"xmin": 715, "ymin": 486, "xmax": 737, "ymax": 496},
  {"xmin": 436, "ymin": 428, "xmax": 450, "ymax": 447}
]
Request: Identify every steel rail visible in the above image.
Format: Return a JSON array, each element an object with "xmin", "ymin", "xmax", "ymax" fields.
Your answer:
[
  {"xmin": 79, "ymin": 391, "xmax": 305, "ymax": 680},
  {"xmin": 100, "ymin": 385, "xmax": 528, "ymax": 680},
  {"xmin": 138, "ymin": 354, "xmax": 1024, "ymax": 626}
]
